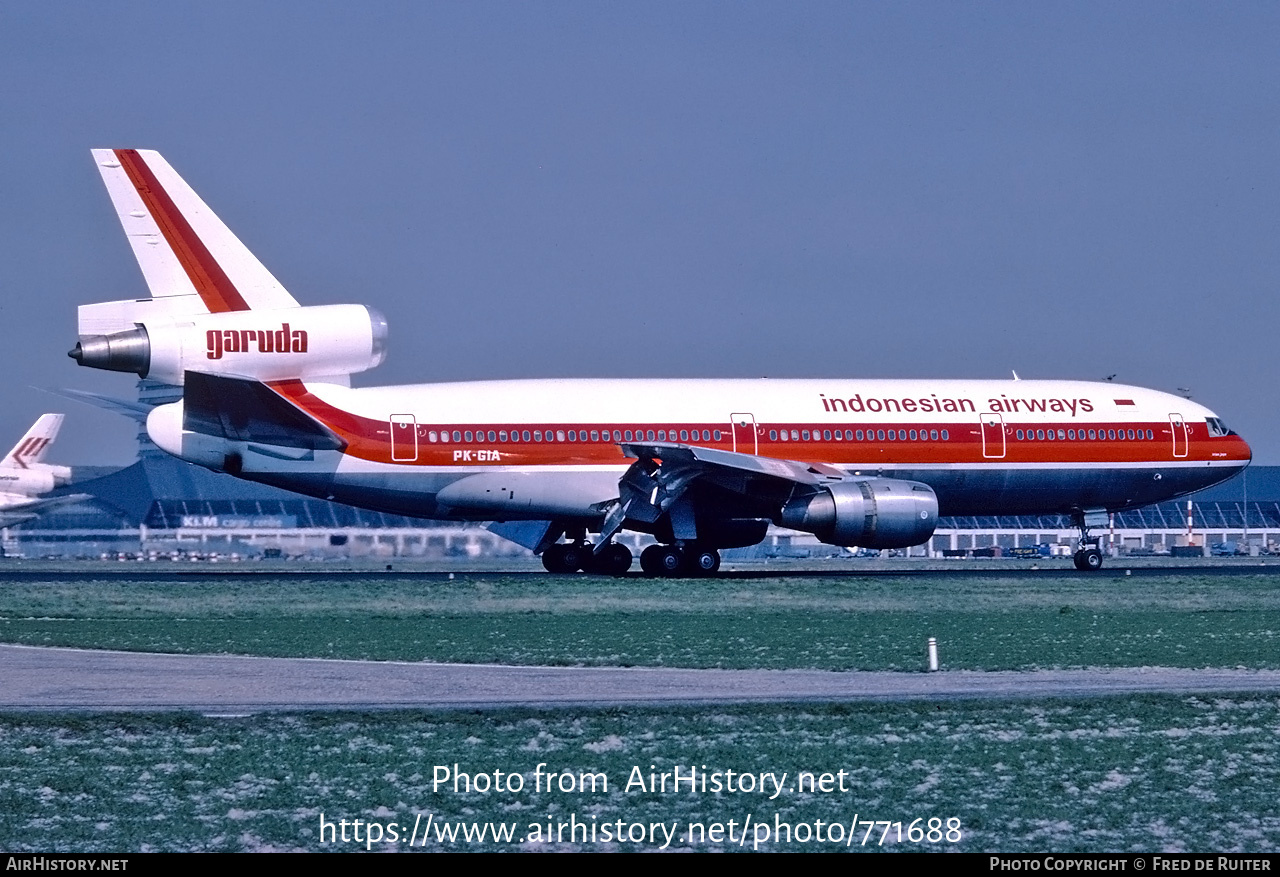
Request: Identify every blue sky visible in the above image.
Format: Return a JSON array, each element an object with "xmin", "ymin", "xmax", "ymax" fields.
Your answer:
[{"xmin": 2, "ymin": 2, "xmax": 1277, "ymax": 464}]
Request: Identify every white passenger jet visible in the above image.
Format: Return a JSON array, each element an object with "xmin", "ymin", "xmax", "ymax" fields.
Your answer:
[
  {"xmin": 69, "ymin": 150, "xmax": 1252, "ymax": 574},
  {"xmin": 0, "ymin": 414, "xmax": 87, "ymax": 525}
]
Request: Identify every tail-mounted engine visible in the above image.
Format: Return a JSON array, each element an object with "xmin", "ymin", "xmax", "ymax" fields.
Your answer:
[
  {"xmin": 779, "ymin": 478, "xmax": 938, "ymax": 549},
  {"xmin": 70, "ymin": 301, "xmax": 387, "ymax": 384}
]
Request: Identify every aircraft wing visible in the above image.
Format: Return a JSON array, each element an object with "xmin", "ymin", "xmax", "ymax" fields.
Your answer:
[{"xmin": 597, "ymin": 441, "xmax": 848, "ymax": 546}]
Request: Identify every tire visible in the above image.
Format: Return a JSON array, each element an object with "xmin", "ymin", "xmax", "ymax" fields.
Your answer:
[
  {"xmin": 639, "ymin": 545, "xmax": 665, "ymax": 576},
  {"xmin": 541, "ymin": 543, "xmax": 572, "ymax": 573},
  {"xmin": 603, "ymin": 543, "xmax": 633, "ymax": 575},
  {"xmin": 686, "ymin": 548, "xmax": 720, "ymax": 576},
  {"xmin": 560, "ymin": 543, "xmax": 590, "ymax": 572},
  {"xmin": 656, "ymin": 546, "xmax": 684, "ymax": 575},
  {"xmin": 1074, "ymin": 549, "xmax": 1104, "ymax": 572}
]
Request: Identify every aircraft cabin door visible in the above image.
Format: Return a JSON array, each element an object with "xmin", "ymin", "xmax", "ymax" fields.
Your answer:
[
  {"xmin": 390, "ymin": 414, "xmax": 418, "ymax": 462},
  {"xmin": 980, "ymin": 413, "xmax": 1006, "ymax": 459},
  {"xmin": 731, "ymin": 413, "xmax": 758, "ymax": 455},
  {"xmin": 1169, "ymin": 414, "xmax": 1188, "ymax": 459}
]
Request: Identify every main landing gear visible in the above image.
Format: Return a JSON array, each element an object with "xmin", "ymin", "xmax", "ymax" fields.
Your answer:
[
  {"xmin": 638, "ymin": 544, "xmax": 721, "ymax": 577},
  {"xmin": 1071, "ymin": 510, "xmax": 1109, "ymax": 572},
  {"xmin": 541, "ymin": 541, "xmax": 633, "ymax": 575}
]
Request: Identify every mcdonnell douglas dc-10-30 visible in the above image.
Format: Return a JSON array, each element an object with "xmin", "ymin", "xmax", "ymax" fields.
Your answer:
[{"xmin": 69, "ymin": 149, "xmax": 1251, "ymax": 574}]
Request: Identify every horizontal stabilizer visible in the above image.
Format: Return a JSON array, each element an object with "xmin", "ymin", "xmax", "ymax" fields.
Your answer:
[
  {"xmin": 183, "ymin": 372, "xmax": 345, "ymax": 451},
  {"xmin": 49, "ymin": 388, "xmax": 155, "ymax": 423}
]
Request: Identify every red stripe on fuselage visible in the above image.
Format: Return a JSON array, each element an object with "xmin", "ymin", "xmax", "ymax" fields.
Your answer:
[
  {"xmin": 260, "ymin": 382, "xmax": 1251, "ymax": 469},
  {"xmin": 114, "ymin": 150, "xmax": 250, "ymax": 313}
]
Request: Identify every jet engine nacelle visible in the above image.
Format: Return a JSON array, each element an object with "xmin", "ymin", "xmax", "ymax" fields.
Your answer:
[
  {"xmin": 70, "ymin": 303, "xmax": 388, "ymax": 384},
  {"xmin": 779, "ymin": 478, "xmax": 939, "ymax": 549}
]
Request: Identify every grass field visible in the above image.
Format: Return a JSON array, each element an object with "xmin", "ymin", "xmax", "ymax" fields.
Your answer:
[
  {"xmin": 1, "ymin": 570, "xmax": 1279, "ymax": 670},
  {"xmin": 2, "ymin": 697, "xmax": 1279, "ymax": 852},
  {"xmin": 3, "ymin": 568, "xmax": 1279, "ymax": 852}
]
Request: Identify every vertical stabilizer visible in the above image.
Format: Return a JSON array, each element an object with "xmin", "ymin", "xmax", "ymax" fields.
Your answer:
[
  {"xmin": 2, "ymin": 414, "xmax": 64, "ymax": 469},
  {"xmin": 90, "ymin": 149, "xmax": 300, "ymax": 315}
]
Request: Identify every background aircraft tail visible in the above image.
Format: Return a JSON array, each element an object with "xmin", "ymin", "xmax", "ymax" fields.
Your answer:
[{"xmin": 1, "ymin": 414, "xmax": 63, "ymax": 469}]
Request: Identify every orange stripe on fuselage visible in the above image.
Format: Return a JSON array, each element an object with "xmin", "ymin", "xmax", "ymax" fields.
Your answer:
[{"xmin": 114, "ymin": 149, "xmax": 250, "ymax": 313}]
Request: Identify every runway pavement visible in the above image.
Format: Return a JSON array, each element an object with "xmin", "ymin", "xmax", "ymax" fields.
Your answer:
[{"xmin": 5, "ymin": 644, "xmax": 1280, "ymax": 712}]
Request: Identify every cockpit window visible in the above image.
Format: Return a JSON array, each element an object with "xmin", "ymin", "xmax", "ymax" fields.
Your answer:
[{"xmin": 1206, "ymin": 417, "xmax": 1231, "ymax": 437}]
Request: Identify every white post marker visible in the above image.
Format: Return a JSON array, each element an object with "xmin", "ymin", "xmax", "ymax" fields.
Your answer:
[{"xmin": 927, "ymin": 637, "xmax": 939, "ymax": 672}]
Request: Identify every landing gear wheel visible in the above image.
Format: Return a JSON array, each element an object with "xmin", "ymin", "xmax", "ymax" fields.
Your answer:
[
  {"xmin": 1073, "ymin": 548, "xmax": 1103, "ymax": 572},
  {"xmin": 560, "ymin": 542, "xmax": 591, "ymax": 572},
  {"xmin": 542, "ymin": 543, "xmax": 573, "ymax": 573},
  {"xmin": 583, "ymin": 543, "xmax": 633, "ymax": 575},
  {"xmin": 602, "ymin": 543, "xmax": 633, "ymax": 575},
  {"xmin": 640, "ymin": 544, "xmax": 683, "ymax": 576},
  {"xmin": 685, "ymin": 548, "xmax": 721, "ymax": 576},
  {"xmin": 639, "ymin": 545, "xmax": 665, "ymax": 576}
]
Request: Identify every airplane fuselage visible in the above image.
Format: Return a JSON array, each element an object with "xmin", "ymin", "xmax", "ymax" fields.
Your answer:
[{"xmin": 148, "ymin": 376, "xmax": 1249, "ymax": 524}]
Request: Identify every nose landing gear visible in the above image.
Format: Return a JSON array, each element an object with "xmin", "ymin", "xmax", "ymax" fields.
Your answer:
[{"xmin": 1072, "ymin": 510, "xmax": 1110, "ymax": 572}]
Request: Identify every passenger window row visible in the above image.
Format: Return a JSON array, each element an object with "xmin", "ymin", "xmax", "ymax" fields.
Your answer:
[
  {"xmin": 419, "ymin": 428, "xmax": 725, "ymax": 444},
  {"xmin": 1014, "ymin": 428, "xmax": 1155, "ymax": 441},
  {"xmin": 766, "ymin": 428, "xmax": 950, "ymax": 442}
]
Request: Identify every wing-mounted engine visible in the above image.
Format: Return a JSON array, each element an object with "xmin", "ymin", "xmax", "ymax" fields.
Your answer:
[
  {"xmin": 779, "ymin": 479, "xmax": 938, "ymax": 549},
  {"xmin": 70, "ymin": 302, "xmax": 387, "ymax": 384},
  {"xmin": 600, "ymin": 441, "xmax": 938, "ymax": 551}
]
